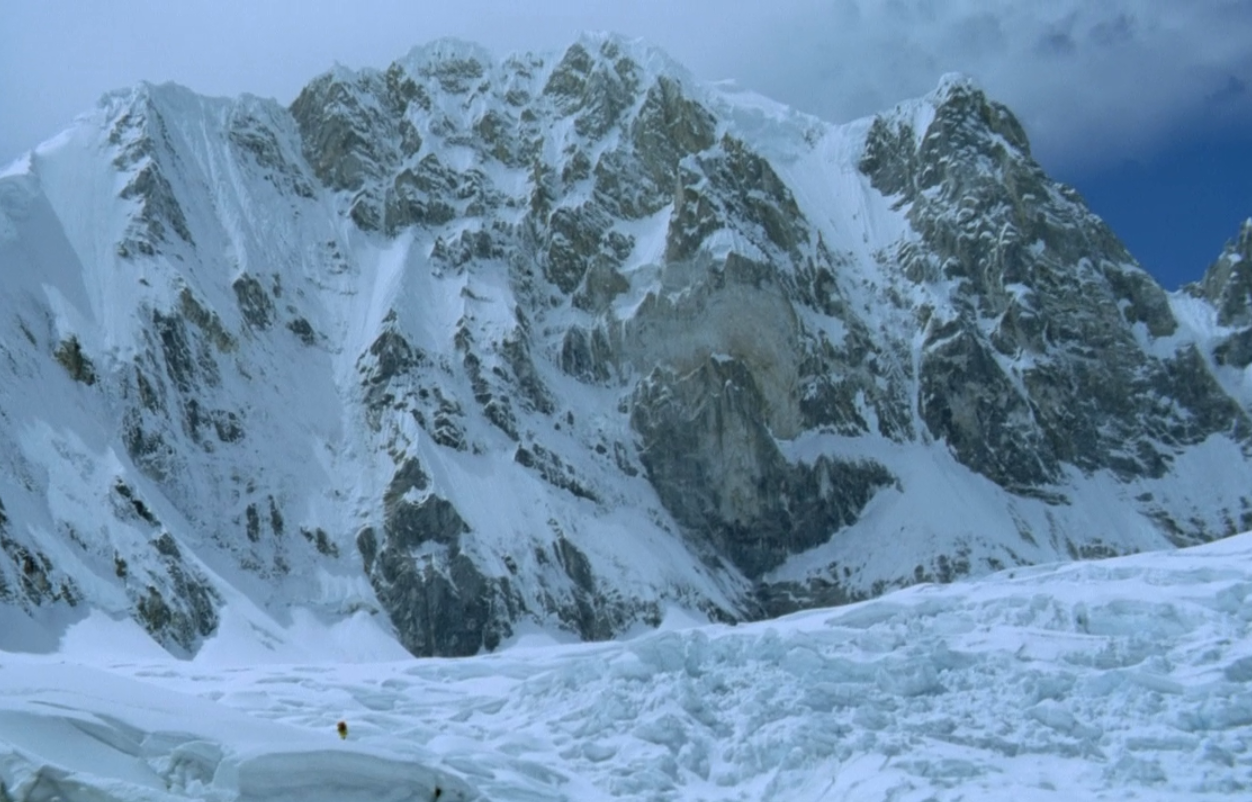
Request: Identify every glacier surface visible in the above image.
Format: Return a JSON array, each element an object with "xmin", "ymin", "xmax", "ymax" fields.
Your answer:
[{"xmin": 2, "ymin": 533, "xmax": 1250, "ymax": 800}]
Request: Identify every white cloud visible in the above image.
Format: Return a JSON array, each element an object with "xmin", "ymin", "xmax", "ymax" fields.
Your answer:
[
  {"xmin": 2, "ymin": 1, "xmax": 1250, "ymax": 172},
  {"xmin": 695, "ymin": 0, "xmax": 1252, "ymax": 169}
]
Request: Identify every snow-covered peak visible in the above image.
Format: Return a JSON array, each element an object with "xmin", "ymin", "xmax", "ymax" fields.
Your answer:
[
  {"xmin": 931, "ymin": 70, "xmax": 983, "ymax": 100},
  {"xmin": 862, "ymin": 69, "xmax": 1034, "ymax": 164},
  {"xmin": 387, "ymin": 31, "xmax": 697, "ymax": 101},
  {"xmin": 323, "ymin": 59, "xmax": 372, "ymax": 85},
  {"xmin": 572, "ymin": 30, "xmax": 697, "ymax": 83},
  {"xmin": 96, "ymin": 80, "xmax": 243, "ymax": 127},
  {"xmin": 397, "ymin": 36, "xmax": 497, "ymax": 72},
  {"xmin": 390, "ymin": 37, "xmax": 501, "ymax": 102}
]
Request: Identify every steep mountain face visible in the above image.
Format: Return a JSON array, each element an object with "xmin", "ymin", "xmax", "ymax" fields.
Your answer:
[
  {"xmin": 1189, "ymin": 219, "xmax": 1252, "ymax": 373},
  {"xmin": 2, "ymin": 35, "xmax": 1250, "ymax": 657}
]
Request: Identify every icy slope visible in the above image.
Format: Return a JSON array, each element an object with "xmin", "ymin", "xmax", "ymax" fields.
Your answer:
[{"xmin": 3, "ymin": 534, "xmax": 1251, "ymax": 800}]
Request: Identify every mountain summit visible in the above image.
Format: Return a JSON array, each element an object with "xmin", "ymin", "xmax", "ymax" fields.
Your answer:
[{"xmin": 2, "ymin": 35, "xmax": 1250, "ymax": 656}]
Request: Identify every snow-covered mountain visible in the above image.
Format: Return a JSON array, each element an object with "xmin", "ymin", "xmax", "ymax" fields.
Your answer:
[{"xmin": 1, "ymin": 34, "xmax": 1250, "ymax": 657}]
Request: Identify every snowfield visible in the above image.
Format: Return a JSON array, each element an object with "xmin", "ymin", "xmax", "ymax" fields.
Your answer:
[{"xmin": 3, "ymin": 533, "xmax": 1251, "ymax": 800}]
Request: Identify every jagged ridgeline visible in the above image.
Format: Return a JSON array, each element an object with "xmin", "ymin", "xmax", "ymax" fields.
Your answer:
[{"xmin": 1, "ymin": 34, "xmax": 1250, "ymax": 656}]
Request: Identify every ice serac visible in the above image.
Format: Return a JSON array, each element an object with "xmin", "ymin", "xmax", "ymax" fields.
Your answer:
[{"xmin": 2, "ymin": 36, "xmax": 1252, "ymax": 656}]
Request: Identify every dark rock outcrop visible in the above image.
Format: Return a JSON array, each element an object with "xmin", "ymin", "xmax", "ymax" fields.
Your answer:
[{"xmin": 632, "ymin": 357, "xmax": 893, "ymax": 577}]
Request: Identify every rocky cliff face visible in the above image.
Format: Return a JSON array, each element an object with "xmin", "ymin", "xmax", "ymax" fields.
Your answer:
[
  {"xmin": 859, "ymin": 79, "xmax": 1248, "ymax": 493},
  {"xmin": 1189, "ymin": 219, "xmax": 1252, "ymax": 373},
  {"xmin": 2, "ymin": 35, "xmax": 1250, "ymax": 656}
]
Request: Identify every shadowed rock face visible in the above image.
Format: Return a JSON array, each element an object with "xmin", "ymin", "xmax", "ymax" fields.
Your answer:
[
  {"xmin": 357, "ymin": 520, "xmax": 515, "ymax": 658},
  {"xmin": 3, "ymin": 39, "xmax": 1251, "ymax": 658},
  {"xmin": 632, "ymin": 357, "xmax": 894, "ymax": 578}
]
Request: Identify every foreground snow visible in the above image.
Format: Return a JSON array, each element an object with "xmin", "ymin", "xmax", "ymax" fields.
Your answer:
[{"xmin": 3, "ymin": 534, "xmax": 1251, "ymax": 800}]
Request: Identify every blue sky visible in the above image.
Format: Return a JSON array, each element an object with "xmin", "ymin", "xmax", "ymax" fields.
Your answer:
[
  {"xmin": 2, "ymin": 0, "xmax": 1249, "ymax": 289},
  {"xmin": 1060, "ymin": 129, "xmax": 1252, "ymax": 289}
]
